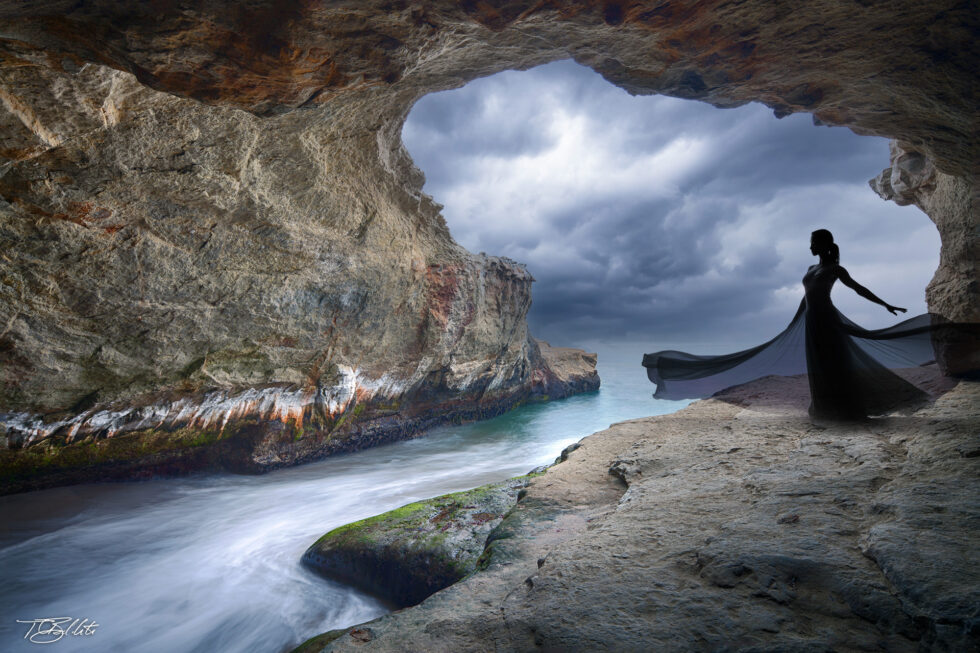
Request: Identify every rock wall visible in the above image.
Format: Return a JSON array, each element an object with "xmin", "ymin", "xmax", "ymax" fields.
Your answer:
[
  {"xmin": 871, "ymin": 141, "xmax": 979, "ymax": 373},
  {"xmin": 1, "ymin": 2, "xmax": 976, "ymax": 488},
  {"xmin": 0, "ymin": 56, "xmax": 599, "ymax": 492}
]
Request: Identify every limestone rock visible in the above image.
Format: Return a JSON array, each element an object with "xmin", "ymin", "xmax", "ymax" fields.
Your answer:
[
  {"xmin": 870, "ymin": 141, "xmax": 938, "ymax": 207},
  {"xmin": 300, "ymin": 472, "xmax": 541, "ymax": 609},
  {"xmin": 296, "ymin": 371, "xmax": 980, "ymax": 652},
  {"xmin": 1, "ymin": 2, "xmax": 976, "ymax": 488},
  {"xmin": 871, "ymin": 141, "xmax": 979, "ymax": 373},
  {"xmin": 0, "ymin": 333, "xmax": 596, "ymax": 494},
  {"xmin": 2, "ymin": 2, "xmax": 976, "ymax": 175},
  {"xmin": 529, "ymin": 339, "xmax": 599, "ymax": 399}
]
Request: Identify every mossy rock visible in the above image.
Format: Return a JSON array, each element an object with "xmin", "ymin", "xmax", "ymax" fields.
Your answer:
[
  {"xmin": 290, "ymin": 624, "xmax": 382, "ymax": 653},
  {"xmin": 301, "ymin": 470, "xmax": 545, "ymax": 608},
  {"xmin": 290, "ymin": 628, "xmax": 348, "ymax": 653}
]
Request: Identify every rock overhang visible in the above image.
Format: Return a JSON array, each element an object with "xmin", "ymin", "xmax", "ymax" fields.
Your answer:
[
  {"xmin": 0, "ymin": 1, "xmax": 975, "ymax": 489},
  {"xmin": 1, "ymin": 1, "xmax": 976, "ymax": 176}
]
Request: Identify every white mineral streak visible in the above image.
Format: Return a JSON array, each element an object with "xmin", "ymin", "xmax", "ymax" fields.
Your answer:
[
  {"xmin": 447, "ymin": 359, "xmax": 492, "ymax": 391},
  {"xmin": 1, "ymin": 366, "xmax": 408, "ymax": 447},
  {"xmin": 487, "ymin": 346, "xmax": 530, "ymax": 392}
]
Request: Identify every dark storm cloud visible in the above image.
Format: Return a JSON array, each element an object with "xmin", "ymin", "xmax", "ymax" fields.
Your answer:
[{"xmin": 402, "ymin": 60, "xmax": 939, "ymax": 349}]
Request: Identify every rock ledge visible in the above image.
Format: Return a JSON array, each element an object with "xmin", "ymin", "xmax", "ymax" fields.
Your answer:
[
  {"xmin": 0, "ymin": 341, "xmax": 598, "ymax": 495},
  {"xmin": 293, "ymin": 370, "xmax": 979, "ymax": 652}
]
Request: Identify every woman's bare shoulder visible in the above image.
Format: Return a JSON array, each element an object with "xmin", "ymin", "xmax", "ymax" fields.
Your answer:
[{"xmin": 834, "ymin": 264, "xmax": 856, "ymax": 283}]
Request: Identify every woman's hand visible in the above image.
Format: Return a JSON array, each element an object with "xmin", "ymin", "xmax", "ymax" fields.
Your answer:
[{"xmin": 886, "ymin": 304, "xmax": 907, "ymax": 315}]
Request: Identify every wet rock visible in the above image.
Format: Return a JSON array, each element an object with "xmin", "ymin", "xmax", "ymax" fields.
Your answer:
[
  {"xmin": 296, "ymin": 372, "xmax": 980, "ymax": 652},
  {"xmin": 300, "ymin": 472, "xmax": 542, "ymax": 608},
  {"xmin": 0, "ymin": 333, "xmax": 597, "ymax": 494},
  {"xmin": 529, "ymin": 339, "xmax": 599, "ymax": 399}
]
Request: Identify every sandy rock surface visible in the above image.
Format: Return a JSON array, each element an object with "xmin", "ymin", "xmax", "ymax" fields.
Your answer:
[{"xmin": 306, "ymin": 371, "xmax": 979, "ymax": 652}]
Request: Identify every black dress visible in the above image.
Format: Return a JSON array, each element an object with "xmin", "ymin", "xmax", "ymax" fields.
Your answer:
[
  {"xmin": 642, "ymin": 264, "xmax": 976, "ymax": 420},
  {"xmin": 801, "ymin": 263, "xmax": 925, "ymax": 420}
]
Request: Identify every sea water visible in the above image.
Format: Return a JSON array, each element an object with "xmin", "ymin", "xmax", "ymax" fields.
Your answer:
[{"xmin": 0, "ymin": 341, "xmax": 689, "ymax": 652}]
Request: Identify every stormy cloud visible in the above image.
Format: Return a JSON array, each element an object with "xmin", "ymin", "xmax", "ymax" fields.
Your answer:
[{"xmin": 403, "ymin": 61, "xmax": 938, "ymax": 351}]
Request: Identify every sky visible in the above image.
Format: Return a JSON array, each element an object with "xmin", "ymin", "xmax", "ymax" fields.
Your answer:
[{"xmin": 402, "ymin": 60, "xmax": 939, "ymax": 353}]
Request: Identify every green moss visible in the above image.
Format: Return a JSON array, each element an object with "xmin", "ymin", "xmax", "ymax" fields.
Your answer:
[
  {"xmin": 309, "ymin": 473, "xmax": 538, "ymax": 553},
  {"xmin": 289, "ymin": 629, "xmax": 348, "ymax": 653},
  {"xmin": 475, "ymin": 547, "xmax": 494, "ymax": 571},
  {"xmin": 0, "ymin": 418, "xmax": 266, "ymax": 488},
  {"xmin": 313, "ymin": 498, "xmax": 432, "ymax": 547},
  {"xmin": 476, "ymin": 507, "xmax": 536, "ymax": 571},
  {"xmin": 300, "ymin": 472, "xmax": 550, "ymax": 613}
]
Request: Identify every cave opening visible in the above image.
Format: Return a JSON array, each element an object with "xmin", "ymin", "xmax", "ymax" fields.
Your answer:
[
  {"xmin": 401, "ymin": 60, "xmax": 940, "ymax": 355},
  {"xmin": 0, "ymin": 8, "xmax": 977, "ymax": 649}
]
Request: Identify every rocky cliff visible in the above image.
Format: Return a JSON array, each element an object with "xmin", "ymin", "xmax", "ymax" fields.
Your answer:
[
  {"xmin": 871, "ymin": 141, "xmax": 979, "ymax": 374},
  {"xmin": 1, "ymin": 2, "xmax": 976, "ymax": 490}
]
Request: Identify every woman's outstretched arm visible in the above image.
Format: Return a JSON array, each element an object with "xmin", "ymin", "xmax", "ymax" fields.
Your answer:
[{"xmin": 837, "ymin": 266, "xmax": 907, "ymax": 315}]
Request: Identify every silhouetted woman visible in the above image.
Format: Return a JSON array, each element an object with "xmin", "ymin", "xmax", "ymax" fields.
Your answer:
[
  {"xmin": 642, "ymin": 229, "xmax": 969, "ymax": 422},
  {"xmin": 801, "ymin": 229, "xmax": 924, "ymax": 420}
]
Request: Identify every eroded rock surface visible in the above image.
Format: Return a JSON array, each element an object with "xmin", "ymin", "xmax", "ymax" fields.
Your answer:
[
  {"xmin": 2, "ymin": 2, "xmax": 976, "ymax": 174},
  {"xmin": 299, "ymin": 370, "xmax": 979, "ymax": 652},
  {"xmin": 301, "ymin": 472, "xmax": 542, "ymax": 609},
  {"xmin": 0, "ymin": 3, "xmax": 976, "ymax": 488},
  {"xmin": 0, "ymin": 332, "xmax": 596, "ymax": 494},
  {"xmin": 871, "ymin": 141, "xmax": 979, "ymax": 373}
]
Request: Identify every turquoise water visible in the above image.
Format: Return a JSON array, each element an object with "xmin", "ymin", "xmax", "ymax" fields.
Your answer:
[{"xmin": 0, "ymin": 343, "xmax": 688, "ymax": 652}]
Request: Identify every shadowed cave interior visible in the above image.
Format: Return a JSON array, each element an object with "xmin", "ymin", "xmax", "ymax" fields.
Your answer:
[{"xmin": 0, "ymin": 4, "xmax": 977, "ymax": 650}]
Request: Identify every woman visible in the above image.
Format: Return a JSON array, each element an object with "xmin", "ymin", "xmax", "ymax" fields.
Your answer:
[
  {"xmin": 642, "ymin": 229, "xmax": 962, "ymax": 421},
  {"xmin": 800, "ymin": 229, "xmax": 925, "ymax": 420}
]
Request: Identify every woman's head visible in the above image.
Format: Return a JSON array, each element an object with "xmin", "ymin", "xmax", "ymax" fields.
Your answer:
[{"xmin": 810, "ymin": 229, "xmax": 839, "ymax": 263}]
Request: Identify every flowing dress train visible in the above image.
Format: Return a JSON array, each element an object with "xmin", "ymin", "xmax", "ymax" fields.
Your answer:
[{"xmin": 642, "ymin": 264, "xmax": 978, "ymax": 420}]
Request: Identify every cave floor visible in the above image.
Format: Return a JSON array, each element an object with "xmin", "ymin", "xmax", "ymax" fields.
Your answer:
[{"xmin": 303, "ymin": 370, "xmax": 979, "ymax": 652}]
